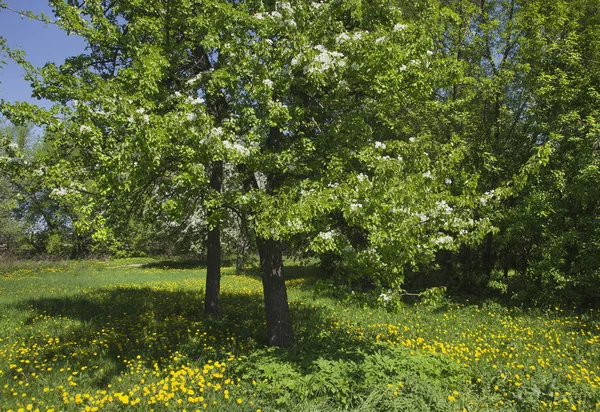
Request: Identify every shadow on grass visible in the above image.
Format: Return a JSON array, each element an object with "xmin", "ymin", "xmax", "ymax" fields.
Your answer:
[
  {"xmin": 13, "ymin": 279, "xmax": 386, "ymax": 390},
  {"xmin": 141, "ymin": 259, "xmax": 205, "ymax": 270}
]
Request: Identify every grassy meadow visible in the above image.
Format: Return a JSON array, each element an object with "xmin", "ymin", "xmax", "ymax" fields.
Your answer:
[{"xmin": 0, "ymin": 259, "xmax": 599, "ymax": 411}]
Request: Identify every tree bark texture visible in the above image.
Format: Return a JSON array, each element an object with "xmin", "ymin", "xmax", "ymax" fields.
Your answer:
[
  {"xmin": 258, "ymin": 237, "xmax": 295, "ymax": 347},
  {"xmin": 204, "ymin": 160, "xmax": 223, "ymax": 316}
]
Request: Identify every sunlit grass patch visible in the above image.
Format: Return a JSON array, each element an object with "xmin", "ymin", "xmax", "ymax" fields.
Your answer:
[{"xmin": 0, "ymin": 260, "xmax": 598, "ymax": 411}]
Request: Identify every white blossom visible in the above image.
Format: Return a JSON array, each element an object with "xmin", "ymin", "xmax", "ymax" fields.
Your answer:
[
  {"xmin": 357, "ymin": 173, "xmax": 368, "ymax": 182},
  {"xmin": 409, "ymin": 137, "xmax": 416, "ymax": 142},
  {"xmin": 426, "ymin": 50, "xmax": 434, "ymax": 56},
  {"xmin": 350, "ymin": 203, "xmax": 362, "ymax": 211},
  {"xmin": 263, "ymin": 78, "xmax": 274, "ymax": 88},
  {"xmin": 393, "ymin": 23, "xmax": 407, "ymax": 32},
  {"xmin": 307, "ymin": 45, "xmax": 345, "ymax": 73},
  {"xmin": 436, "ymin": 200, "xmax": 454, "ymax": 215},
  {"xmin": 212, "ymin": 127, "xmax": 224, "ymax": 137},
  {"xmin": 233, "ymin": 142, "xmax": 250, "ymax": 157},
  {"xmin": 51, "ymin": 187, "xmax": 68, "ymax": 197},
  {"xmin": 434, "ymin": 235, "xmax": 454, "ymax": 245},
  {"xmin": 277, "ymin": 2, "xmax": 293, "ymax": 13},
  {"xmin": 186, "ymin": 113, "xmax": 197, "ymax": 121},
  {"xmin": 422, "ymin": 170, "xmax": 433, "ymax": 179},
  {"xmin": 336, "ymin": 32, "xmax": 351, "ymax": 43},
  {"xmin": 142, "ymin": 114, "xmax": 150, "ymax": 123},
  {"xmin": 318, "ymin": 230, "xmax": 336, "ymax": 240},
  {"xmin": 136, "ymin": 108, "xmax": 145, "ymax": 114},
  {"xmin": 380, "ymin": 290, "xmax": 392, "ymax": 301},
  {"xmin": 189, "ymin": 97, "xmax": 205, "ymax": 105},
  {"xmin": 445, "ymin": 178, "xmax": 452, "ymax": 185},
  {"xmin": 418, "ymin": 213, "xmax": 428, "ymax": 223},
  {"xmin": 374, "ymin": 141, "xmax": 386, "ymax": 149},
  {"xmin": 375, "ymin": 36, "xmax": 386, "ymax": 44},
  {"xmin": 254, "ymin": 12, "xmax": 264, "ymax": 20},
  {"xmin": 79, "ymin": 125, "xmax": 92, "ymax": 133}
]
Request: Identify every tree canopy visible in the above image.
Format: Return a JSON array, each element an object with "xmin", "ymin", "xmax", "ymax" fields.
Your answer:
[{"xmin": 2, "ymin": 0, "xmax": 600, "ymax": 345}]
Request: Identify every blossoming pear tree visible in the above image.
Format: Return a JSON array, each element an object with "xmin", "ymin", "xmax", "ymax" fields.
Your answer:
[{"xmin": 2, "ymin": 0, "xmax": 493, "ymax": 347}]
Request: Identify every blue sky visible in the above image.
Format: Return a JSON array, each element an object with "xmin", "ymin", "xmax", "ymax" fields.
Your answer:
[{"xmin": 0, "ymin": 0, "xmax": 86, "ymax": 108}]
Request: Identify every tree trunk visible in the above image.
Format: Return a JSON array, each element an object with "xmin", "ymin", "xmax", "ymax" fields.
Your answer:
[
  {"xmin": 258, "ymin": 238, "xmax": 295, "ymax": 347},
  {"xmin": 204, "ymin": 161, "xmax": 223, "ymax": 317}
]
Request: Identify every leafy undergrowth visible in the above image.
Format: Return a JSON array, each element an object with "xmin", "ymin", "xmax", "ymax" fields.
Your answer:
[{"xmin": 0, "ymin": 260, "xmax": 598, "ymax": 411}]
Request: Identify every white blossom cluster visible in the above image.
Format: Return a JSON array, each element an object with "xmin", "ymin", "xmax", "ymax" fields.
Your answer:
[
  {"xmin": 318, "ymin": 230, "xmax": 337, "ymax": 240},
  {"xmin": 394, "ymin": 23, "xmax": 408, "ymax": 32},
  {"xmin": 223, "ymin": 140, "xmax": 250, "ymax": 157},
  {"xmin": 51, "ymin": 187, "xmax": 69, "ymax": 197},
  {"xmin": 286, "ymin": 218, "xmax": 304, "ymax": 231},
  {"xmin": 433, "ymin": 234, "xmax": 454, "ymax": 246},
  {"xmin": 79, "ymin": 125, "xmax": 92, "ymax": 133},
  {"xmin": 380, "ymin": 289, "xmax": 393, "ymax": 301},
  {"xmin": 305, "ymin": 45, "xmax": 346, "ymax": 74},
  {"xmin": 435, "ymin": 200, "xmax": 454, "ymax": 215},
  {"xmin": 33, "ymin": 165, "xmax": 47, "ymax": 177},
  {"xmin": 479, "ymin": 189, "xmax": 496, "ymax": 206}
]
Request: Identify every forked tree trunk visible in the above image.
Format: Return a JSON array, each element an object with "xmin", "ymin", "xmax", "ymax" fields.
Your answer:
[
  {"xmin": 258, "ymin": 237, "xmax": 295, "ymax": 347},
  {"xmin": 204, "ymin": 161, "xmax": 223, "ymax": 316}
]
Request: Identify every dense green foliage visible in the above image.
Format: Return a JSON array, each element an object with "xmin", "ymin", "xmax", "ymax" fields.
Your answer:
[
  {"xmin": 1, "ymin": 0, "xmax": 600, "ymax": 314},
  {"xmin": 0, "ymin": 261, "xmax": 598, "ymax": 411}
]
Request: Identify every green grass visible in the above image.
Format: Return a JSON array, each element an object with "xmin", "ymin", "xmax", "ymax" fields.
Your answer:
[{"xmin": 0, "ymin": 260, "xmax": 599, "ymax": 411}]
